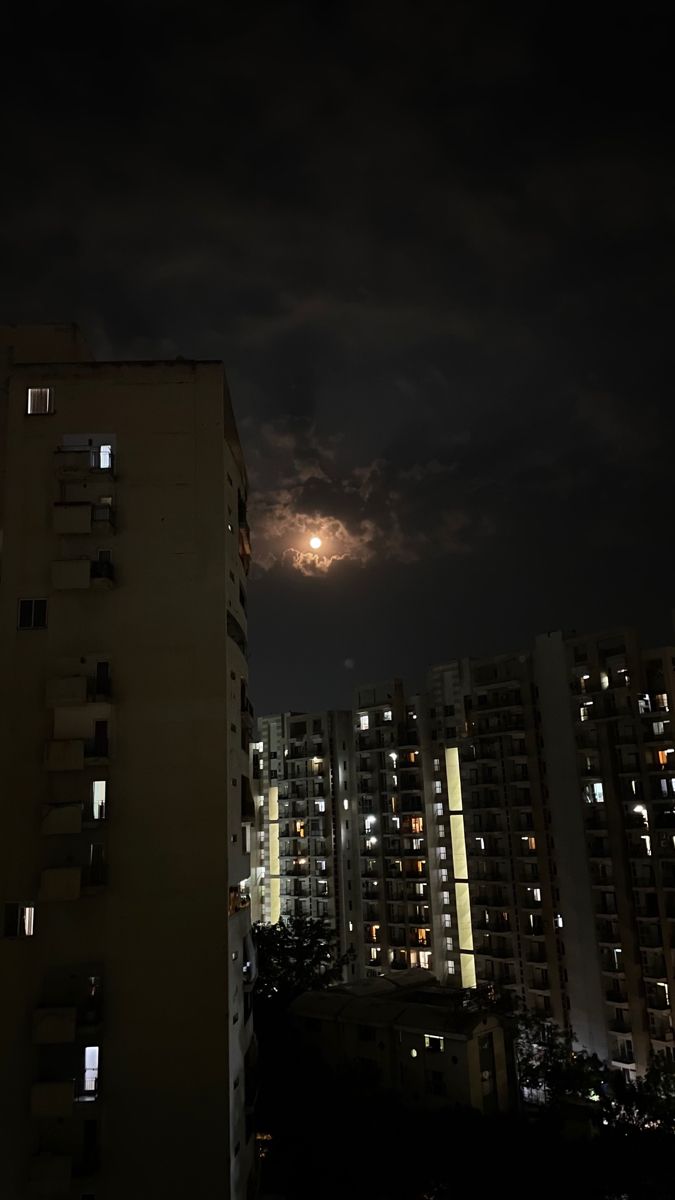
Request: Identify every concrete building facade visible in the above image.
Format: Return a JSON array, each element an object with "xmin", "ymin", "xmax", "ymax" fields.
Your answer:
[
  {"xmin": 255, "ymin": 710, "xmax": 354, "ymax": 963},
  {"xmin": 0, "ymin": 326, "xmax": 256, "ymax": 1199},
  {"xmin": 290, "ymin": 970, "xmax": 515, "ymax": 1115}
]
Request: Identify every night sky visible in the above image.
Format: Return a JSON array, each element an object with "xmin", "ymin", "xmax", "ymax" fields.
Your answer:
[{"xmin": 2, "ymin": 3, "xmax": 674, "ymax": 712}]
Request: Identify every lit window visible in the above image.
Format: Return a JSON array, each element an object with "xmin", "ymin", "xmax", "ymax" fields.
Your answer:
[
  {"xmin": 83, "ymin": 1046, "xmax": 99, "ymax": 1095},
  {"xmin": 434, "ymin": 780, "xmax": 442, "ymax": 794},
  {"xmin": 383, "ymin": 709, "xmax": 392, "ymax": 722},
  {"xmin": 424, "ymin": 1034, "xmax": 444, "ymax": 1052},
  {"xmin": 17, "ymin": 598, "xmax": 47, "ymax": 630},
  {"xmin": 653, "ymin": 721, "xmax": 666, "ymax": 736},
  {"xmin": 359, "ymin": 714, "xmax": 369, "ymax": 731},
  {"xmin": 642, "ymin": 835, "xmax": 652, "ymax": 856},
  {"xmin": 584, "ymin": 782, "xmax": 604, "ymax": 804},
  {"xmin": 433, "ymin": 802, "xmax": 443, "ymax": 816},
  {"xmin": 3, "ymin": 903, "xmax": 35, "ymax": 937},
  {"xmin": 656, "ymin": 693, "xmax": 669, "ymax": 712},
  {"xmin": 600, "ymin": 671, "xmax": 609, "ymax": 690},
  {"xmin": 410, "ymin": 1049, "xmax": 418, "ymax": 1058},
  {"xmin": 443, "ymin": 915, "xmax": 452, "ymax": 929},
  {"xmin": 659, "ymin": 751, "xmax": 669, "ymax": 767},
  {"xmin": 92, "ymin": 780, "xmax": 106, "ymax": 820},
  {"xmin": 437, "ymin": 846, "xmax": 447, "ymax": 860},
  {"xmin": 533, "ymin": 888, "xmax": 542, "ymax": 902},
  {"xmin": 419, "ymin": 951, "xmax": 431, "ymax": 969},
  {"xmin": 26, "ymin": 386, "xmax": 54, "ymax": 414},
  {"xmin": 555, "ymin": 913, "xmax": 563, "ymax": 928},
  {"xmin": 348, "ymin": 921, "xmax": 353, "ymax": 932},
  {"xmin": 528, "ymin": 836, "xmax": 536, "ymax": 850},
  {"xmin": 447, "ymin": 959, "xmax": 456, "ymax": 975},
  {"xmin": 411, "ymin": 817, "xmax": 423, "ymax": 833},
  {"xmin": 343, "ymin": 798, "xmax": 349, "ymax": 810},
  {"xmin": 433, "ymin": 757, "xmax": 441, "ymax": 772}
]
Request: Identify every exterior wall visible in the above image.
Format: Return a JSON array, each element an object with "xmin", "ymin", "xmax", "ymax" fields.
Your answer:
[
  {"xmin": 292, "ymin": 988, "xmax": 513, "ymax": 1114},
  {"xmin": 0, "ymin": 335, "xmax": 254, "ymax": 1198},
  {"xmin": 534, "ymin": 632, "xmax": 608, "ymax": 1059}
]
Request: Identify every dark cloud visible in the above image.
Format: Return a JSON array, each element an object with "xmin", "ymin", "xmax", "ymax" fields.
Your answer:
[{"xmin": 1, "ymin": 0, "xmax": 674, "ymax": 710}]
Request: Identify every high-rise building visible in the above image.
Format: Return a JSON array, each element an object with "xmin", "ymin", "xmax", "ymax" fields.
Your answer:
[
  {"xmin": 434, "ymin": 627, "xmax": 675, "ymax": 1076},
  {"xmin": 255, "ymin": 710, "xmax": 354, "ymax": 962},
  {"xmin": 353, "ymin": 681, "xmax": 457, "ymax": 983},
  {"xmin": 0, "ymin": 326, "xmax": 256, "ymax": 1199}
]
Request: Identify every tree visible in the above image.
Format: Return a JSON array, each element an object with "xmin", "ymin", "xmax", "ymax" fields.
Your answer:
[
  {"xmin": 602, "ymin": 1057, "xmax": 675, "ymax": 1133},
  {"xmin": 515, "ymin": 1009, "xmax": 605, "ymax": 1106},
  {"xmin": 252, "ymin": 916, "xmax": 352, "ymax": 1009}
]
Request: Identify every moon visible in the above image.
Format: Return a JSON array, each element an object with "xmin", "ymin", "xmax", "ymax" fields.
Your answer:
[{"xmin": 309, "ymin": 535, "xmax": 322, "ymax": 550}]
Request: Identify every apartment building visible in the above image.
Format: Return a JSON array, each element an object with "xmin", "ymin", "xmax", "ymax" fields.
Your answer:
[
  {"xmin": 256, "ymin": 710, "xmax": 354, "ymax": 963},
  {"xmin": 427, "ymin": 656, "xmax": 565, "ymax": 1022},
  {"xmin": 0, "ymin": 326, "xmax": 256, "ymax": 1199},
  {"xmin": 432, "ymin": 627, "xmax": 675, "ymax": 1076},
  {"xmin": 353, "ymin": 681, "xmax": 459, "ymax": 984},
  {"xmin": 535, "ymin": 628, "xmax": 675, "ymax": 1075}
]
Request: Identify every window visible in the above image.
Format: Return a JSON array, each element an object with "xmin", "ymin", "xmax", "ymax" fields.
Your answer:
[
  {"xmin": 429, "ymin": 1071, "xmax": 446, "ymax": 1096},
  {"xmin": 83, "ymin": 1046, "xmax": 99, "ymax": 1095},
  {"xmin": 425, "ymin": 1034, "xmax": 444, "ymax": 1053},
  {"xmin": 3, "ymin": 903, "xmax": 35, "ymax": 937},
  {"xmin": 447, "ymin": 959, "xmax": 456, "ymax": 975},
  {"xmin": 383, "ymin": 709, "xmax": 392, "ymax": 722},
  {"xmin": 359, "ymin": 713, "xmax": 369, "ymax": 731},
  {"xmin": 99, "ymin": 444, "xmax": 112, "ymax": 470},
  {"xmin": 27, "ymin": 386, "xmax": 54, "ymax": 414},
  {"xmin": 17, "ymin": 598, "xmax": 47, "ymax": 630},
  {"xmin": 92, "ymin": 781, "xmax": 106, "ymax": 821},
  {"xmin": 434, "ymin": 780, "xmax": 442, "ymax": 794},
  {"xmin": 433, "ymin": 757, "xmax": 441, "ymax": 772}
]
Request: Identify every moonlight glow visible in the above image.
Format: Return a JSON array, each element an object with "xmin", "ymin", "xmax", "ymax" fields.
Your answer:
[{"xmin": 309, "ymin": 535, "xmax": 322, "ymax": 550}]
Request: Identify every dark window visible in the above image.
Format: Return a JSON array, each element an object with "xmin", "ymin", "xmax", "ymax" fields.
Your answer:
[
  {"xmin": 444, "ymin": 704, "xmax": 455, "ymax": 716},
  {"xmin": 95, "ymin": 661, "xmax": 110, "ymax": 695},
  {"xmin": 429, "ymin": 1071, "xmax": 446, "ymax": 1096},
  {"xmin": 358, "ymin": 1025, "xmax": 376, "ymax": 1042},
  {"xmin": 18, "ymin": 598, "xmax": 47, "ymax": 630},
  {"xmin": 227, "ymin": 611, "xmax": 248, "ymax": 657}
]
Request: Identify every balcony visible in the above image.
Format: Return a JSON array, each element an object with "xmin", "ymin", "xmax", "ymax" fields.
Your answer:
[
  {"xmin": 54, "ymin": 446, "xmax": 114, "ymax": 477},
  {"xmin": 53, "ymin": 501, "xmax": 115, "ymax": 537},
  {"xmin": 90, "ymin": 560, "xmax": 115, "ymax": 589},
  {"xmin": 608, "ymin": 1016, "xmax": 632, "ymax": 1035}
]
